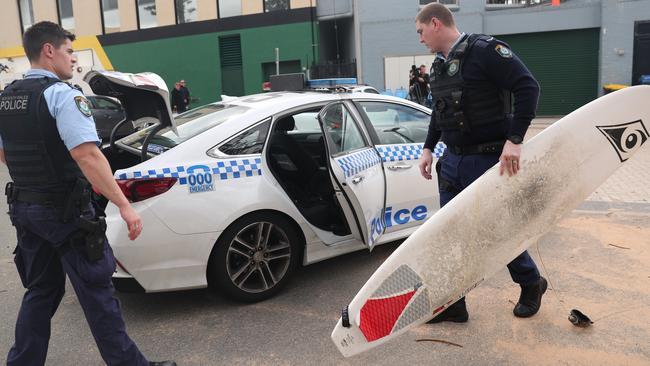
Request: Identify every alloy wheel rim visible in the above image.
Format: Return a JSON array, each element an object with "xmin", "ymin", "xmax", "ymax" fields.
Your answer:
[{"xmin": 226, "ymin": 221, "xmax": 292, "ymax": 294}]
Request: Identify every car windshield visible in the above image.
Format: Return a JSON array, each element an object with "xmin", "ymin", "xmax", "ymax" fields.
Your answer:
[{"xmin": 119, "ymin": 104, "xmax": 250, "ymax": 154}]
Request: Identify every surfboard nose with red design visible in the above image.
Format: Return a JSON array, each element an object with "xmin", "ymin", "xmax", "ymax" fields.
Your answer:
[{"xmin": 357, "ymin": 265, "xmax": 431, "ymax": 342}]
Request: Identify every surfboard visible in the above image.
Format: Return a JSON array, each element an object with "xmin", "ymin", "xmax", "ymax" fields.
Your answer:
[{"xmin": 331, "ymin": 85, "xmax": 650, "ymax": 357}]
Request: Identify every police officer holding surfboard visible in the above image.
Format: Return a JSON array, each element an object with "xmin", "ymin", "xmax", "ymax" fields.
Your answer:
[{"xmin": 416, "ymin": 3, "xmax": 547, "ymax": 323}]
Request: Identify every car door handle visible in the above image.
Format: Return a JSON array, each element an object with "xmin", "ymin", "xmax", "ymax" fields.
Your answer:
[
  {"xmin": 387, "ymin": 164, "xmax": 412, "ymax": 171},
  {"xmin": 351, "ymin": 176, "xmax": 364, "ymax": 185}
]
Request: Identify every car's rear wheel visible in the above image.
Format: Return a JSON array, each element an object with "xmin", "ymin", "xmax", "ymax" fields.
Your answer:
[{"xmin": 208, "ymin": 212, "xmax": 301, "ymax": 302}]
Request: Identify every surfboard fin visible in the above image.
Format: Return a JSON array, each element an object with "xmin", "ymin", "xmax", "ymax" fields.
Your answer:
[{"xmin": 342, "ymin": 306, "xmax": 351, "ymax": 328}]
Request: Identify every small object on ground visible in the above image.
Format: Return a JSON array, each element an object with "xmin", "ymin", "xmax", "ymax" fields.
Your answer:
[
  {"xmin": 416, "ymin": 339, "xmax": 463, "ymax": 348},
  {"xmin": 608, "ymin": 243, "xmax": 630, "ymax": 250},
  {"xmin": 569, "ymin": 309, "xmax": 593, "ymax": 327}
]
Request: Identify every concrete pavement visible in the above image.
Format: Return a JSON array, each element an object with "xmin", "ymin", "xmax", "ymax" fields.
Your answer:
[{"xmin": 0, "ymin": 118, "xmax": 648, "ymax": 365}]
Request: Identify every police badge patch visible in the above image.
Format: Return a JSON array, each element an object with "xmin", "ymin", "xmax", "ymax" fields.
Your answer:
[
  {"xmin": 447, "ymin": 60, "xmax": 459, "ymax": 76},
  {"xmin": 495, "ymin": 44, "xmax": 513, "ymax": 58},
  {"xmin": 74, "ymin": 96, "xmax": 93, "ymax": 117}
]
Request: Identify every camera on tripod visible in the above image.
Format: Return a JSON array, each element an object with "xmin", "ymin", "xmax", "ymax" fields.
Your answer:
[{"xmin": 410, "ymin": 65, "xmax": 420, "ymax": 79}]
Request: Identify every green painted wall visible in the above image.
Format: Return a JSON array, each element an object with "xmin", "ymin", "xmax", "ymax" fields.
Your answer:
[
  {"xmin": 498, "ymin": 29, "xmax": 600, "ymax": 115},
  {"xmin": 103, "ymin": 21, "xmax": 318, "ymax": 105}
]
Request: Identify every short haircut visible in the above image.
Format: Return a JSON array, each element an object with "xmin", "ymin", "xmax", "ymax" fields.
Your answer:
[
  {"xmin": 416, "ymin": 3, "xmax": 455, "ymax": 27},
  {"xmin": 22, "ymin": 21, "xmax": 76, "ymax": 62}
]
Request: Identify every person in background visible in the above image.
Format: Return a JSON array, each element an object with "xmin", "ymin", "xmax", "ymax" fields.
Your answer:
[
  {"xmin": 171, "ymin": 81, "xmax": 186, "ymax": 113},
  {"xmin": 179, "ymin": 79, "xmax": 190, "ymax": 110}
]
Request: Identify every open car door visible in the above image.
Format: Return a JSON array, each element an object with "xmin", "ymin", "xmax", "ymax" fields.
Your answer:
[{"xmin": 318, "ymin": 102, "xmax": 386, "ymax": 250}]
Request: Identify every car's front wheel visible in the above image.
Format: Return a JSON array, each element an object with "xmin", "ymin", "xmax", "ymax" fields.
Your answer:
[{"xmin": 208, "ymin": 212, "xmax": 301, "ymax": 302}]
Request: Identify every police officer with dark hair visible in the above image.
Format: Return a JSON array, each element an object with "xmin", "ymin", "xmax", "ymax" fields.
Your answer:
[
  {"xmin": 0, "ymin": 21, "xmax": 176, "ymax": 366},
  {"xmin": 414, "ymin": 4, "xmax": 547, "ymax": 323}
]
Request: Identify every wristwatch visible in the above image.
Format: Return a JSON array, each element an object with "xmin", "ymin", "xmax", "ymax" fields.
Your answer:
[{"xmin": 507, "ymin": 135, "xmax": 523, "ymax": 144}]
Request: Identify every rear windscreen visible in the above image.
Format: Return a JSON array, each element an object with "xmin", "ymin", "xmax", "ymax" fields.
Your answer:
[{"xmin": 119, "ymin": 104, "xmax": 250, "ymax": 154}]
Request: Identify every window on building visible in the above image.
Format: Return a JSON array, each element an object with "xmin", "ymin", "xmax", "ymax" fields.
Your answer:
[
  {"xmin": 176, "ymin": 0, "xmax": 198, "ymax": 23},
  {"xmin": 57, "ymin": 0, "xmax": 75, "ymax": 32},
  {"xmin": 101, "ymin": 0, "xmax": 121, "ymax": 34},
  {"xmin": 486, "ymin": 0, "xmax": 544, "ymax": 5},
  {"xmin": 137, "ymin": 0, "xmax": 158, "ymax": 29},
  {"xmin": 18, "ymin": 0, "xmax": 35, "ymax": 33},
  {"xmin": 264, "ymin": 0, "xmax": 289, "ymax": 12},
  {"xmin": 218, "ymin": 0, "xmax": 242, "ymax": 18},
  {"xmin": 419, "ymin": 0, "xmax": 459, "ymax": 6}
]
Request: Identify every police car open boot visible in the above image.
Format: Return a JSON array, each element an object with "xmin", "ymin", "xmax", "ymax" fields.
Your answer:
[
  {"xmin": 149, "ymin": 361, "xmax": 177, "ymax": 366},
  {"xmin": 427, "ymin": 297, "xmax": 469, "ymax": 323},
  {"xmin": 513, "ymin": 276, "xmax": 547, "ymax": 318}
]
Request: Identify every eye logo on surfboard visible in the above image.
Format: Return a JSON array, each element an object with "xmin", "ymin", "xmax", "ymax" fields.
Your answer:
[{"xmin": 597, "ymin": 120, "xmax": 649, "ymax": 162}]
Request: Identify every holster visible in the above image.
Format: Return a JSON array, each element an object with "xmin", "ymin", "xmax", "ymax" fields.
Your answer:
[
  {"xmin": 5, "ymin": 182, "xmax": 16, "ymax": 205},
  {"xmin": 62, "ymin": 178, "xmax": 92, "ymax": 223},
  {"xmin": 74, "ymin": 216, "xmax": 107, "ymax": 262}
]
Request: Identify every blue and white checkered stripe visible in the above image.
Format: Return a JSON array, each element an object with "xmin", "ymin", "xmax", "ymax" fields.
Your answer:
[
  {"xmin": 375, "ymin": 142, "xmax": 446, "ymax": 162},
  {"xmin": 115, "ymin": 156, "xmax": 263, "ymax": 185},
  {"xmin": 335, "ymin": 148, "xmax": 382, "ymax": 178}
]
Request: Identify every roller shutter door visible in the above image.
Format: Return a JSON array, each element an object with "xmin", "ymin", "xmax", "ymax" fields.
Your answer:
[{"xmin": 497, "ymin": 28, "xmax": 600, "ymax": 115}]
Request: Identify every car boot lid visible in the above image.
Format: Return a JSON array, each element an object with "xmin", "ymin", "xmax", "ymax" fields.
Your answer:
[{"xmin": 84, "ymin": 70, "xmax": 178, "ymax": 134}]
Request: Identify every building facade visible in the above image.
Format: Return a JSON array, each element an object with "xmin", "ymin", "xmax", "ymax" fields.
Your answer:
[
  {"xmin": 343, "ymin": 0, "xmax": 650, "ymax": 115},
  {"xmin": 2, "ymin": 0, "xmax": 649, "ymax": 115},
  {"xmin": 0, "ymin": 0, "xmax": 319, "ymax": 105}
]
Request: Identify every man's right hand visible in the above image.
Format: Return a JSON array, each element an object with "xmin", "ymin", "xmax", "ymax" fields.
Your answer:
[
  {"xmin": 418, "ymin": 148, "xmax": 433, "ymax": 180},
  {"xmin": 119, "ymin": 204, "xmax": 142, "ymax": 241}
]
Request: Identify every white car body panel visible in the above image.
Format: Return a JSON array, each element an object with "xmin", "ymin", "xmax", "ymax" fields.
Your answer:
[{"xmin": 99, "ymin": 79, "xmax": 446, "ymax": 292}]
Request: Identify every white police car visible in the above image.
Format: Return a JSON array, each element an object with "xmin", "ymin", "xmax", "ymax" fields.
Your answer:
[{"xmin": 85, "ymin": 71, "xmax": 445, "ymax": 302}]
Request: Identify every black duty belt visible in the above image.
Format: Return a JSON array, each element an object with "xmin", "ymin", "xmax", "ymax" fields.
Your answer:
[
  {"xmin": 10, "ymin": 188, "xmax": 67, "ymax": 207},
  {"xmin": 446, "ymin": 140, "xmax": 505, "ymax": 155}
]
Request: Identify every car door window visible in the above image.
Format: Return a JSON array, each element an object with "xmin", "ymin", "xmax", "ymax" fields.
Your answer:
[
  {"xmin": 321, "ymin": 104, "xmax": 367, "ymax": 154},
  {"xmin": 213, "ymin": 120, "xmax": 270, "ymax": 156},
  {"xmin": 358, "ymin": 102, "xmax": 430, "ymax": 144},
  {"xmin": 292, "ymin": 111, "xmax": 320, "ymax": 131}
]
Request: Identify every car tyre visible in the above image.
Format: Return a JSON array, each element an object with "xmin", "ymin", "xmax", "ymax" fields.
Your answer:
[{"xmin": 208, "ymin": 212, "xmax": 301, "ymax": 302}]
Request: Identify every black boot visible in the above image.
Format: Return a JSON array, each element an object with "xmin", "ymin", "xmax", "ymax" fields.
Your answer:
[
  {"xmin": 513, "ymin": 277, "xmax": 547, "ymax": 318},
  {"xmin": 427, "ymin": 297, "xmax": 469, "ymax": 324},
  {"xmin": 150, "ymin": 361, "xmax": 177, "ymax": 366}
]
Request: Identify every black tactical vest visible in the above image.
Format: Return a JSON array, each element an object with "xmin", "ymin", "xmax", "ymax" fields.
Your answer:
[
  {"xmin": 0, "ymin": 77, "xmax": 84, "ymax": 192},
  {"xmin": 430, "ymin": 34, "xmax": 512, "ymax": 133}
]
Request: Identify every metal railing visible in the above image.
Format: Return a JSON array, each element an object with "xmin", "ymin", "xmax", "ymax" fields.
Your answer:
[{"xmin": 419, "ymin": 0, "xmax": 459, "ymax": 5}]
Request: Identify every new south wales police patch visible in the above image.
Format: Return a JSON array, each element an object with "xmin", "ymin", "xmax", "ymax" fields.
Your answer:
[
  {"xmin": 74, "ymin": 96, "xmax": 93, "ymax": 117},
  {"xmin": 447, "ymin": 60, "xmax": 459, "ymax": 76},
  {"xmin": 495, "ymin": 44, "xmax": 513, "ymax": 58}
]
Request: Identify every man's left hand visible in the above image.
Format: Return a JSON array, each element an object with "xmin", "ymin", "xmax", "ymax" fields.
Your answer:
[{"xmin": 499, "ymin": 140, "xmax": 522, "ymax": 177}]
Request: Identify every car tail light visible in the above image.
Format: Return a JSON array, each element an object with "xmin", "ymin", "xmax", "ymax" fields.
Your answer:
[
  {"xmin": 262, "ymin": 81, "xmax": 271, "ymax": 91},
  {"xmin": 117, "ymin": 178, "xmax": 177, "ymax": 202}
]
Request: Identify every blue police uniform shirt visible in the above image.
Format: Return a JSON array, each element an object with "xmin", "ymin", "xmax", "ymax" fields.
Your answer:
[
  {"xmin": 424, "ymin": 33, "xmax": 540, "ymax": 150},
  {"xmin": 0, "ymin": 69, "xmax": 100, "ymax": 150}
]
